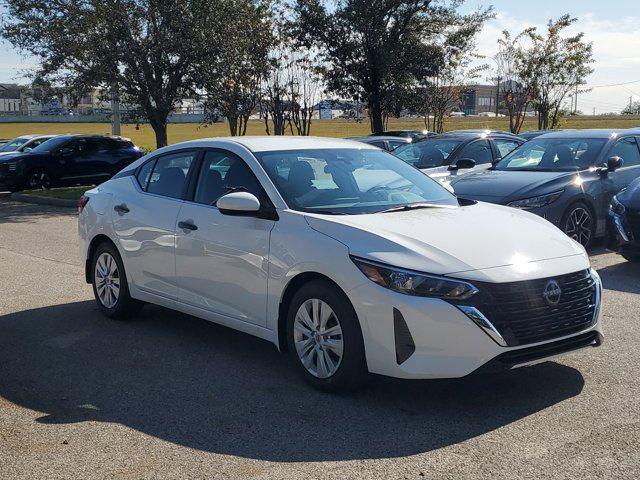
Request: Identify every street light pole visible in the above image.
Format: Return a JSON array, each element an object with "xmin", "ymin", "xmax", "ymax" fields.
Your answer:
[
  {"xmin": 111, "ymin": 83, "xmax": 121, "ymax": 136},
  {"xmin": 495, "ymin": 76, "xmax": 500, "ymax": 117}
]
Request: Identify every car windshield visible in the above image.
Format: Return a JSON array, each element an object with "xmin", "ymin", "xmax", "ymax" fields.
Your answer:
[
  {"xmin": 495, "ymin": 138, "xmax": 607, "ymax": 171},
  {"xmin": 255, "ymin": 148, "xmax": 458, "ymax": 215},
  {"xmin": 30, "ymin": 136, "xmax": 73, "ymax": 153},
  {"xmin": 0, "ymin": 137, "xmax": 29, "ymax": 152},
  {"xmin": 394, "ymin": 138, "xmax": 464, "ymax": 168}
]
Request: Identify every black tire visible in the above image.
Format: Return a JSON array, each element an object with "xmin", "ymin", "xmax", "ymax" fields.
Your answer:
[
  {"xmin": 286, "ymin": 280, "xmax": 368, "ymax": 392},
  {"xmin": 25, "ymin": 168, "xmax": 53, "ymax": 190},
  {"xmin": 91, "ymin": 242, "xmax": 143, "ymax": 320},
  {"xmin": 562, "ymin": 202, "xmax": 595, "ymax": 249}
]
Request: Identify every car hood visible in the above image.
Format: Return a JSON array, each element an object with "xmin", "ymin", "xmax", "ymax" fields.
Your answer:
[
  {"xmin": 305, "ymin": 202, "xmax": 587, "ymax": 280},
  {"xmin": 451, "ymin": 169, "xmax": 576, "ymax": 203}
]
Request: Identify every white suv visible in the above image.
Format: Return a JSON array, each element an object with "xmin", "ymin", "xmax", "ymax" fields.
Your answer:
[{"xmin": 78, "ymin": 137, "xmax": 603, "ymax": 391}]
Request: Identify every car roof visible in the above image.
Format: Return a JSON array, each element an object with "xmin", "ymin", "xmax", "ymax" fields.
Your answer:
[
  {"xmin": 349, "ymin": 136, "xmax": 412, "ymax": 142},
  {"xmin": 428, "ymin": 131, "xmax": 522, "ymax": 140},
  {"xmin": 167, "ymin": 136, "xmax": 378, "ymax": 153},
  {"xmin": 447, "ymin": 129, "xmax": 513, "ymax": 135},
  {"xmin": 534, "ymin": 129, "xmax": 629, "ymax": 139}
]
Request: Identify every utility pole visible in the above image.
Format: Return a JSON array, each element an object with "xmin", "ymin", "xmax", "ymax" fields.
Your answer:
[
  {"xmin": 111, "ymin": 83, "xmax": 121, "ymax": 136},
  {"xmin": 495, "ymin": 76, "xmax": 500, "ymax": 117}
]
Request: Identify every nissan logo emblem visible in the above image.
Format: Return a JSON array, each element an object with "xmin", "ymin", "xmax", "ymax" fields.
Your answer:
[{"xmin": 543, "ymin": 280, "xmax": 562, "ymax": 306}]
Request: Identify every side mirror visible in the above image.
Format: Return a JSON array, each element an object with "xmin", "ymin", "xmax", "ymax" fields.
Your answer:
[
  {"xmin": 450, "ymin": 158, "xmax": 476, "ymax": 170},
  {"xmin": 216, "ymin": 191, "xmax": 261, "ymax": 214},
  {"xmin": 607, "ymin": 156, "xmax": 623, "ymax": 172}
]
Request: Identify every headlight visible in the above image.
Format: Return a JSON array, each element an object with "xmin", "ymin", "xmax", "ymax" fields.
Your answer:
[
  {"xmin": 350, "ymin": 256, "xmax": 479, "ymax": 300},
  {"xmin": 610, "ymin": 195, "xmax": 625, "ymax": 215},
  {"xmin": 508, "ymin": 190, "xmax": 564, "ymax": 209}
]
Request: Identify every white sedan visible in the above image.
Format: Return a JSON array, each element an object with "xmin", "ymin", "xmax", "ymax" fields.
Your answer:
[{"xmin": 78, "ymin": 136, "xmax": 603, "ymax": 391}]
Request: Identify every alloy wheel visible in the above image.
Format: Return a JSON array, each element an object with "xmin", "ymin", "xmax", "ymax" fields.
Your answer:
[
  {"xmin": 565, "ymin": 206, "xmax": 592, "ymax": 247},
  {"xmin": 28, "ymin": 171, "xmax": 51, "ymax": 190},
  {"xmin": 95, "ymin": 252, "xmax": 120, "ymax": 309},
  {"xmin": 293, "ymin": 298, "xmax": 344, "ymax": 378}
]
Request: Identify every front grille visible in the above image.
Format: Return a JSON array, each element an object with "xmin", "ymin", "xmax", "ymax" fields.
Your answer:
[{"xmin": 463, "ymin": 269, "xmax": 598, "ymax": 346}]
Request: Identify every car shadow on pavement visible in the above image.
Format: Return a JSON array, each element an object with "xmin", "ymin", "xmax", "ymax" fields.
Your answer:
[
  {"xmin": 596, "ymin": 261, "xmax": 640, "ymax": 295},
  {"xmin": 0, "ymin": 199, "xmax": 77, "ymax": 224},
  {"xmin": 0, "ymin": 301, "xmax": 585, "ymax": 462}
]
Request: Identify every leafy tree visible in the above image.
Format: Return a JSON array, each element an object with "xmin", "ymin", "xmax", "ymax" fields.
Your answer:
[
  {"xmin": 199, "ymin": 0, "xmax": 274, "ymax": 136},
  {"xmin": 526, "ymin": 15, "xmax": 594, "ymax": 129},
  {"xmin": 1, "ymin": 0, "xmax": 259, "ymax": 148},
  {"xmin": 622, "ymin": 101, "xmax": 640, "ymax": 115},
  {"xmin": 494, "ymin": 30, "xmax": 537, "ymax": 134},
  {"xmin": 293, "ymin": 0, "xmax": 491, "ymax": 134}
]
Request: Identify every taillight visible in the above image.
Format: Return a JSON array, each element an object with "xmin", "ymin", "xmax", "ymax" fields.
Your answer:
[{"xmin": 78, "ymin": 195, "xmax": 90, "ymax": 213}]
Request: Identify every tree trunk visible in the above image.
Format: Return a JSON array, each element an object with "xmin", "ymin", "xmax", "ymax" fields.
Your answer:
[
  {"xmin": 150, "ymin": 114, "xmax": 169, "ymax": 148},
  {"xmin": 369, "ymin": 93, "xmax": 384, "ymax": 134},
  {"xmin": 227, "ymin": 115, "xmax": 238, "ymax": 136}
]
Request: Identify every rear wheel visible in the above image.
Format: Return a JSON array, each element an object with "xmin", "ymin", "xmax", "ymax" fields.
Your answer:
[
  {"xmin": 26, "ymin": 169, "xmax": 53, "ymax": 190},
  {"xmin": 91, "ymin": 242, "xmax": 142, "ymax": 319},
  {"xmin": 562, "ymin": 203, "xmax": 594, "ymax": 248},
  {"xmin": 286, "ymin": 280, "xmax": 368, "ymax": 392}
]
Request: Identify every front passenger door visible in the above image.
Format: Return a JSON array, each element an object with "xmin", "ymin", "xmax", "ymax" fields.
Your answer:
[{"xmin": 175, "ymin": 149, "xmax": 276, "ymax": 326}]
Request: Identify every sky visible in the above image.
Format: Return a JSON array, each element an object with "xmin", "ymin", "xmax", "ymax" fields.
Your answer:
[{"xmin": 1, "ymin": 1, "xmax": 639, "ymax": 114}]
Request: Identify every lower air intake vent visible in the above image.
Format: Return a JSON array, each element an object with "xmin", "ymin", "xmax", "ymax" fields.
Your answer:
[{"xmin": 393, "ymin": 308, "xmax": 415, "ymax": 365}]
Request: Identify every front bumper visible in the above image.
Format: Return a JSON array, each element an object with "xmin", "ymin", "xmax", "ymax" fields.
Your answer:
[
  {"xmin": 347, "ymin": 269, "xmax": 603, "ymax": 380},
  {"xmin": 607, "ymin": 209, "xmax": 640, "ymax": 256}
]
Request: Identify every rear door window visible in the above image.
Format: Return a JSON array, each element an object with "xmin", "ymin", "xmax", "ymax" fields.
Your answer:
[{"xmin": 146, "ymin": 151, "xmax": 197, "ymax": 199}]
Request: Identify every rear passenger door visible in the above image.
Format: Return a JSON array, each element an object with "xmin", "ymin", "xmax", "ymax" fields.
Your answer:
[{"xmin": 111, "ymin": 149, "xmax": 199, "ymax": 301}]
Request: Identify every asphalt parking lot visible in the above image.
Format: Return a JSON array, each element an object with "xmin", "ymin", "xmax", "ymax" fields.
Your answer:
[{"xmin": 0, "ymin": 197, "xmax": 639, "ymax": 480}]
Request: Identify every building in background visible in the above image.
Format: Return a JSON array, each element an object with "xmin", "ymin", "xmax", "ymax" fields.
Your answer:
[
  {"xmin": 459, "ymin": 84, "xmax": 500, "ymax": 116},
  {"xmin": 0, "ymin": 83, "xmax": 22, "ymax": 113}
]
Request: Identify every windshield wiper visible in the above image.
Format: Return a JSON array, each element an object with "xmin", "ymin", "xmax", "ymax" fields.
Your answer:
[
  {"xmin": 304, "ymin": 209, "xmax": 348, "ymax": 215},
  {"xmin": 378, "ymin": 203, "xmax": 443, "ymax": 214}
]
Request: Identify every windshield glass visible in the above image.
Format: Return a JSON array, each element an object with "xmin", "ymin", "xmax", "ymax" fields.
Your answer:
[
  {"xmin": 30, "ymin": 136, "xmax": 73, "ymax": 153},
  {"xmin": 0, "ymin": 137, "xmax": 29, "ymax": 152},
  {"xmin": 394, "ymin": 138, "xmax": 464, "ymax": 168},
  {"xmin": 255, "ymin": 148, "xmax": 458, "ymax": 215},
  {"xmin": 495, "ymin": 138, "xmax": 607, "ymax": 171}
]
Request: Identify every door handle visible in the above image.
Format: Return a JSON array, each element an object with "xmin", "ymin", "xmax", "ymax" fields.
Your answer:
[
  {"xmin": 114, "ymin": 203, "xmax": 129, "ymax": 214},
  {"xmin": 178, "ymin": 221, "xmax": 198, "ymax": 231}
]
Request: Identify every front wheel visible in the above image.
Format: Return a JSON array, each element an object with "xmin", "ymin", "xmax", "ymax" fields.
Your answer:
[
  {"xmin": 562, "ymin": 203, "xmax": 594, "ymax": 248},
  {"xmin": 91, "ymin": 242, "xmax": 142, "ymax": 319},
  {"xmin": 26, "ymin": 169, "xmax": 53, "ymax": 190},
  {"xmin": 286, "ymin": 280, "xmax": 368, "ymax": 392}
]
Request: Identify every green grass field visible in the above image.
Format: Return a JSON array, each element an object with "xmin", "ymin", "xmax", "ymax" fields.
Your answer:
[{"xmin": 1, "ymin": 116, "xmax": 639, "ymax": 151}]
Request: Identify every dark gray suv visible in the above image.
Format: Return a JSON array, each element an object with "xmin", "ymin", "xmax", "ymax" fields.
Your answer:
[{"xmin": 451, "ymin": 130, "xmax": 640, "ymax": 248}]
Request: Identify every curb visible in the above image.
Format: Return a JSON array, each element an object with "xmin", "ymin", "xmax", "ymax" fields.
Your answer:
[{"xmin": 10, "ymin": 192, "xmax": 77, "ymax": 208}]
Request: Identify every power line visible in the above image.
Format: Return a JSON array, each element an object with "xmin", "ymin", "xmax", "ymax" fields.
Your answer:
[{"xmin": 587, "ymin": 79, "xmax": 640, "ymax": 89}]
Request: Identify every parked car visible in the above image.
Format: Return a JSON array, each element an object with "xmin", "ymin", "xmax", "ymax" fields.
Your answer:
[
  {"xmin": 394, "ymin": 131, "xmax": 524, "ymax": 188},
  {"xmin": 451, "ymin": 130, "xmax": 640, "ymax": 248},
  {"xmin": 0, "ymin": 134, "xmax": 58, "ymax": 156},
  {"xmin": 607, "ymin": 176, "xmax": 640, "ymax": 261},
  {"xmin": 79, "ymin": 136, "xmax": 602, "ymax": 392},
  {"xmin": 0, "ymin": 134, "xmax": 143, "ymax": 191},
  {"xmin": 348, "ymin": 135, "xmax": 412, "ymax": 151},
  {"xmin": 519, "ymin": 130, "xmax": 571, "ymax": 141},
  {"xmin": 371, "ymin": 130, "xmax": 435, "ymax": 141}
]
